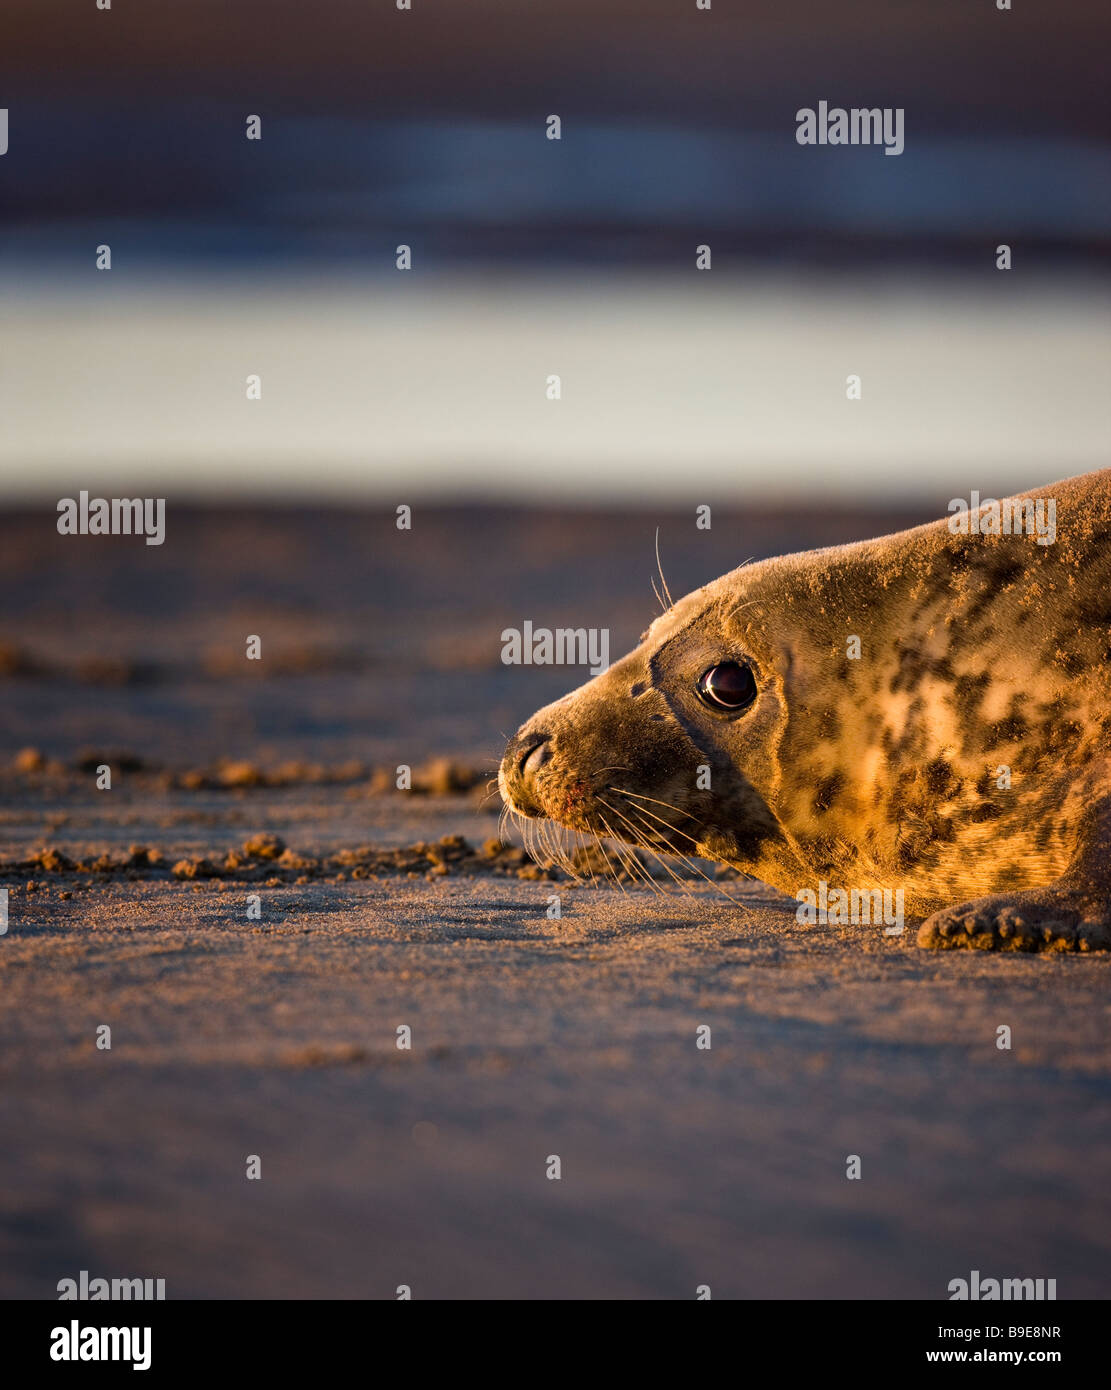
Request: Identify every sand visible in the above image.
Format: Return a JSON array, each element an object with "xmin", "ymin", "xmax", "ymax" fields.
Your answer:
[{"xmin": 3, "ymin": 780, "xmax": 1110, "ymax": 1299}]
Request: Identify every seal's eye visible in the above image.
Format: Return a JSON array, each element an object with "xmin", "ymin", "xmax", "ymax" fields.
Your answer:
[{"xmin": 697, "ymin": 662, "xmax": 757, "ymax": 712}]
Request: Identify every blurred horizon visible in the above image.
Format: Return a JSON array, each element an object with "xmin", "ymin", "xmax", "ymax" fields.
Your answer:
[
  {"xmin": 2, "ymin": 267, "xmax": 1106, "ymax": 504},
  {"xmin": 1, "ymin": 0, "xmax": 1107, "ymax": 504}
]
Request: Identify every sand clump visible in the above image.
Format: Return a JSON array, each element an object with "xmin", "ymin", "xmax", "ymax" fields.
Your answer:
[
  {"xmin": 5, "ymin": 749, "xmax": 496, "ymax": 805},
  {"xmin": 3, "ymin": 835, "xmax": 559, "ymax": 887}
]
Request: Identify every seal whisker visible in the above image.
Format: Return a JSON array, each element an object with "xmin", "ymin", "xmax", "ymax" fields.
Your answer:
[
  {"xmin": 598, "ymin": 824, "xmax": 642, "ymax": 883},
  {"xmin": 544, "ymin": 818, "xmax": 581, "ymax": 878},
  {"xmin": 554, "ymin": 823, "xmax": 579, "ymax": 876},
  {"xmin": 479, "ymin": 778, "xmax": 503, "ymax": 808},
  {"xmin": 596, "ymin": 834, "xmax": 627, "ymax": 892},
  {"xmin": 554, "ymin": 822, "xmax": 580, "ymax": 877},
  {"xmin": 577, "ymin": 827, "xmax": 609, "ymax": 891},
  {"xmin": 606, "ymin": 786, "xmax": 703, "ymax": 850},
  {"xmin": 597, "ymin": 815, "xmax": 662, "ymax": 894},
  {"xmin": 593, "ymin": 818, "xmax": 630, "ymax": 894},
  {"xmin": 654, "ymin": 526, "xmax": 675, "ymax": 610},
  {"xmin": 499, "ymin": 802, "xmax": 523, "ymax": 851},
  {"xmin": 611, "ymin": 787, "xmax": 695, "ymax": 819},
  {"xmin": 597, "ymin": 797, "xmax": 696, "ymax": 897},
  {"xmin": 723, "ymin": 596, "xmax": 758, "ymax": 623},
  {"xmin": 605, "ymin": 796, "xmax": 700, "ymax": 881},
  {"xmin": 535, "ymin": 817, "xmax": 560, "ymax": 871},
  {"xmin": 611, "ymin": 793, "xmax": 750, "ymax": 911},
  {"xmin": 575, "ymin": 826, "xmax": 603, "ymax": 892}
]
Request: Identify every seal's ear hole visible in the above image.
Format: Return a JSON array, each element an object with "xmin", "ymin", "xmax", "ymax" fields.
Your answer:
[{"xmin": 697, "ymin": 661, "xmax": 758, "ymax": 714}]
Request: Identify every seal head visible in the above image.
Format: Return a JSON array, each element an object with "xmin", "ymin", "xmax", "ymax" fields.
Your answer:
[{"xmin": 499, "ymin": 582, "xmax": 808, "ymax": 890}]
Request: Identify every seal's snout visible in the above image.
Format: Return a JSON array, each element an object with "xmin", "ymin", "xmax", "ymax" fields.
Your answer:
[{"xmin": 499, "ymin": 729, "xmax": 553, "ymax": 819}]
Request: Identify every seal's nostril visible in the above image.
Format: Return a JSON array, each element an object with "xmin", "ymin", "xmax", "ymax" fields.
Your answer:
[{"xmin": 519, "ymin": 738, "xmax": 551, "ymax": 779}]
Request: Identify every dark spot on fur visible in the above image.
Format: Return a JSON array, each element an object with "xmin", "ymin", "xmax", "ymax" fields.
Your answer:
[
  {"xmin": 816, "ymin": 706, "xmax": 842, "ymax": 739},
  {"xmin": 1072, "ymin": 590, "xmax": 1111, "ymax": 627},
  {"xmin": 953, "ymin": 672, "xmax": 991, "ymax": 704},
  {"xmin": 889, "ymin": 644, "xmax": 956, "ymax": 696},
  {"xmin": 932, "ymin": 547, "xmax": 971, "ymax": 579},
  {"xmin": 960, "ymin": 554, "xmax": 1024, "ymax": 625},
  {"xmin": 813, "ymin": 773, "xmax": 844, "ymax": 814},
  {"xmin": 983, "ymin": 714, "xmax": 1028, "ymax": 748},
  {"xmin": 991, "ymin": 557, "xmax": 1023, "ymax": 587},
  {"xmin": 924, "ymin": 757, "xmax": 956, "ymax": 797}
]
